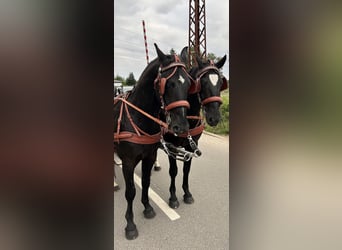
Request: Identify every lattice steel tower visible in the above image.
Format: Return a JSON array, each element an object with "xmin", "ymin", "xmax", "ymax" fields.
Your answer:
[{"xmin": 188, "ymin": 0, "xmax": 207, "ymax": 66}]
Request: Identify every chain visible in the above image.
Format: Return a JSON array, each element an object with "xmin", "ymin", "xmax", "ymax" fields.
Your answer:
[{"xmin": 160, "ymin": 135, "xmax": 202, "ymax": 162}]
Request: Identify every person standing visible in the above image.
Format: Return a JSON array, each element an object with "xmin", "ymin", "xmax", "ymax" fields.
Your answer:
[{"xmin": 114, "ymin": 152, "xmax": 122, "ymax": 191}]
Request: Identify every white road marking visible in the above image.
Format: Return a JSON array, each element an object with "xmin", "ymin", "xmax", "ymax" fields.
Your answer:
[
  {"xmin": 209, "ymin": 74, "xmax": 218, "ymax": 86},
  {"xmin": 118, "ymin": 165, "xmax": 181, "ymax": 221}
]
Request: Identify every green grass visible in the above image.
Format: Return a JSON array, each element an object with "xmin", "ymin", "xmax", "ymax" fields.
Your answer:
[{"xmin": 204, "ymin": 90, "xmax": 229, "ymax": 135}]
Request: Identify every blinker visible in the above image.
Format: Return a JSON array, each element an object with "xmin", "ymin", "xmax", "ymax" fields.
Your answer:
[{"xmin": 220, "ymin": 76, "xmax": 228, "ymax": 91}]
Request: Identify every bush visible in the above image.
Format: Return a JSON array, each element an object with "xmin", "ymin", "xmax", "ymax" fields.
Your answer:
[{"xmin": 204, "ymin": 90, "xmax": 229, "ymax": 135}]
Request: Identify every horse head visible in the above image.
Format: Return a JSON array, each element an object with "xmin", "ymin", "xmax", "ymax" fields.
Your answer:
[
  {"xmin": 154, "ymin": 44, "xmax": 191, "ymax": 135},
  {"xmin": 184, "ymin": 47, "xmax": 228, "ymax": 126}
]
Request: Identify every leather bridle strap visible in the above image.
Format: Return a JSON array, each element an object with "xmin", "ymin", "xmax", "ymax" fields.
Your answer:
[
  {"xmin": 196, "ymin": 65, "xmax": 219, "ymax": 79},
  {"xmin": 160, "ymin": 62, "xmax": 186, "ymax": 72},
  {"xmin": 115, "ymin": 97, "xmax": 169, "ymax": 129},
  {"xmin": 165, "ymin": 100, "xmax": 190, "ymax": 111},
  {"xmin": 156, "ymin": 56, "xmax": 191, "ymax": 112},
  {"xmin": 186, "ymin": 115, "xmax": 202, "ymax": 120},
  {"xmin": 201, "ymin": 96, "xmax": 223, "ymax": 105}
]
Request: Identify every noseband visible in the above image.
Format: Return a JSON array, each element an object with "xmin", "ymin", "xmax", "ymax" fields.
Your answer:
[{"xmin": 154, "ymin": 55, "xmax": 191, "ymax": 112}]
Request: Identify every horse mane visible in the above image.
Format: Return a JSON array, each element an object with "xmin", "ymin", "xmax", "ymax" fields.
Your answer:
[{"xmin": 130, "ymin": 58, "xmax": 160, "ymax": 95}]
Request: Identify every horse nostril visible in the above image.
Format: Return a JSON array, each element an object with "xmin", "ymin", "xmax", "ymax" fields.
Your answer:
[
  {"xmin": 173, "ymin": 125, "xmax": 180, "ymax": 133},
  {"xmin": 208, "ymin": 117, "xmax": 219, "ymax": 126}
]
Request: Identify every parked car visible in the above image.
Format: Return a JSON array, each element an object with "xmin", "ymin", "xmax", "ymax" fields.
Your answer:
[
  {"xmin": 123, "ymin": 86, "xmax": 134, "ymax": 93},
  {"xmin": 114, "ymin": 82, "xmax": 123, "ymax": 97}
]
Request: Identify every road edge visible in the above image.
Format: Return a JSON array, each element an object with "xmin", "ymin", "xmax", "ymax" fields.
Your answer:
[{"xmin": 203, "ymin": 130, "xmax": 228, "ymax": 140}]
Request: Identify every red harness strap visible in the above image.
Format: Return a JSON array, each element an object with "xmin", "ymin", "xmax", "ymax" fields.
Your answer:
[
  {"xmin": 114, "ymin": 131, "xmax": 161, "ymax": 144},
  {"xmin": 114, "ymin": 96, "xmax": 166, "ymax": 144},
  {"xmin": 165, "ymin": 100, "xmax": 190, "ymax": 111},
  {"xmin": 202, "ymin": 96, "xmax": 223, "ymax": 105},
  {"xmin": 177, "ymin": 123, "xmax": 205, "ymax": 138},
  {"xmin": 176, "ymin": 116, "xmax": 205, "ymax": 138}
]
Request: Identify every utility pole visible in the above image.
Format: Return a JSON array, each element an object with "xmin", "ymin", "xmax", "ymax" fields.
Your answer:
[
  {"xmin": 142, "ymin": 20, "xmax": 149, "ymax": 64},
  {"xmin": 188, "ymin": 0, "xmax": 207, "ymax": 66}
]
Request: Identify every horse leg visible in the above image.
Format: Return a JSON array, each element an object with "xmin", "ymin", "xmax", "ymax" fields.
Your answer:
[
  {"xmin": 141, "ymin": 156, "xmax": 156, "ymax": 219},
  {"xmin": 182, "ymin": 159, "xmax": 194, "ymax": 204},
  {"xmin": 122, "ymin": 163, "xmax": 138, "ymax": 240},
  {"xmin": 168, "ymin": 156, "xmax": 179, "ymax": 208}
]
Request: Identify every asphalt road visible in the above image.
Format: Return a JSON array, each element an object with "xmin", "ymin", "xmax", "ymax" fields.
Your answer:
[{"xmin": 114, "ymin": 133, "xmax": 229, "ymax": 250}]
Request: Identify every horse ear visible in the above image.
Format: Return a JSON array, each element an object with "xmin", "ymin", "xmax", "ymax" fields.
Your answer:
[
  {"xmin": 195, "ymin": 55, "xmax": 204, "ymax": 69},
  {"xmin": 180, "ymin": 46, "xmax": 189, "ymax": 65},
  {"xmin": 215, "ymin": 55, "xmax": 227, "ymax": 69},
  {"xmin": 154, "ymin": 43, "xmax": 166, "ymax": 63}
]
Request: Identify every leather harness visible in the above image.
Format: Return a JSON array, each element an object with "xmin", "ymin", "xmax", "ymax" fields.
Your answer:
[
  {"xmin": 177, "ymin": 61, "xmax": 228, "ymax": 138},
  {"xmin": 114, "ymin": 56, "xmax": 191, "ymax": 144},
  {"xmin": 113, "ymin": 58, "xmax": 228, "ymax": 144}
]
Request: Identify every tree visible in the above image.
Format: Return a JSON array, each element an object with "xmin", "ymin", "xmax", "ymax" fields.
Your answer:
[
  {"xmin": 114, "ymin": 74, "xmax": 125, "ymax": 84},
  {"xmin": 207, "ymin": 52, "xmax": 222, "ymax": 62},
  {"xmin": 126, "ymin": 72, "xmax": 136, "ymax": 86}
]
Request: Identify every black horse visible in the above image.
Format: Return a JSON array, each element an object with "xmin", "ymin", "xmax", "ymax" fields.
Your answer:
[
  {"xmin": 163, "ymin": 47, "xmax": 227, "ymax": 209},
  {"xmin": 114, "ymin": 44, "xmax": 192, "ymax": 240}
]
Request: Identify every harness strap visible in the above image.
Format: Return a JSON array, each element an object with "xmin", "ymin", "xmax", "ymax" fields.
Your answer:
[
  {"xmin": 161, "ymin": 62, "xmax": 186, "ymax": 72},
  {"xmin": 114, "ymin": 97, "xmax": 168, "ymax": 144},
  {"xmin": 186, "ymin": 115, "xmax": 202, "ymax": 120},
  {"xmin": 178, "ymin": 123, "xmax": 205, "ymax": 138},
  {"xmin": 124, "ymin": 102, "xmax": 141, "ymax": 136},
  {"xmin": 115, "ymin": 97, "xmax": 169, "ymax": 129},
  {"xmin": 159, "ymin": 67, "xmax": 177, "ymax": 95},
  {"xmin": 202, "ymin": 96, "xmax": 223, "ymax": 105},
  {"xmin": 196, "ymin": 65, "xmax": 219, "ymax": 78},
  {"xmin": 165, "ymin": 100, "xmax": 190, "ymax": 111},
  {"xmin": 116, "ymin": 100, "xmax": 124, "ymax": 136},
  {"xmin": 114, "ymin": 131, "xmax": 161, "ymax": 144}
]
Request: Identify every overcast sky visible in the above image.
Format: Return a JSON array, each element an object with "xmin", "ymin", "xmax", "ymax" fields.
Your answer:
[{"xmin": 114, "ymin": 0, "xmax": 229, "ymax": 80}]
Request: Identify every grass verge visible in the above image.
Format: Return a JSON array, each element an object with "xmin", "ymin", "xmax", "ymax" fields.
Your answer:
[{"xmin": 204, "ymin": 90, "xmax": 229, "ymax": 135}]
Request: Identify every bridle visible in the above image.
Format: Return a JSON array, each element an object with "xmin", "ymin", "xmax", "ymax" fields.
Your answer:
[
  {"xmin": 159, "ymin": 60, "xmax": 229, "ymax": 162},
  {"xmin": 188, "ymin": 60, "xmax": 228, "ymax": 106},
  {"xmin": 154, "ymin": 55, "xmax": 191, "ymax": 114}
]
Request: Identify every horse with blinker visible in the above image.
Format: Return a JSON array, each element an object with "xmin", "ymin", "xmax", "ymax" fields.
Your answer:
[
  {"xmin": 114, "ymin": 44, "xmax": 193, "ymax": 240},
  {"xmin": 162, "ymin": 47, "xmax": 228, "ymax": 208}
]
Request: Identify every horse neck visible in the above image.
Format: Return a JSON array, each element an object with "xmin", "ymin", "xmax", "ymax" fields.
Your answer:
[
  {"xmin": 187, "ymin": 94, "xmax": 202, "ymax": 128},
  {"xmin": 127, "ymin": 60, "xmax": 161, "ymax": 124}
]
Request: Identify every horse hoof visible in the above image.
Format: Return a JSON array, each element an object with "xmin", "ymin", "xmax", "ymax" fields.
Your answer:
[
  {"xmin": 154, "ymin": 166, "xmax": 161, "ymax": 171},
  {"xmin": 169, "ymin": 199, "xmax": 179, "ymax": 209},
  {"xmin": 183, "ymin": 195, "xmax": 194, "ymax": 204},
  {"xmin": 125, "ymin": 228, "xmax": 138, "ymax": 240},
  {"xmin": 143, "ymin": 207, "xmax": 156, "ymax": 219}
]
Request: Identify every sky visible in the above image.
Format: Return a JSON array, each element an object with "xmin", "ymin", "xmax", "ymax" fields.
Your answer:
[{"xmin": 114, "ymin": 0, "xmax": 229, "ymax": 80}]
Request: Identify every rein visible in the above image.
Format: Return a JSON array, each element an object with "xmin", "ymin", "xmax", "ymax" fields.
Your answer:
[
  {"xmin": 114, "ymin": 94, "xmax": 165, "ymax": 144},
  {"xmin": 115, "ymin": 97, "xmax": 169, "ymax": 129}
]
